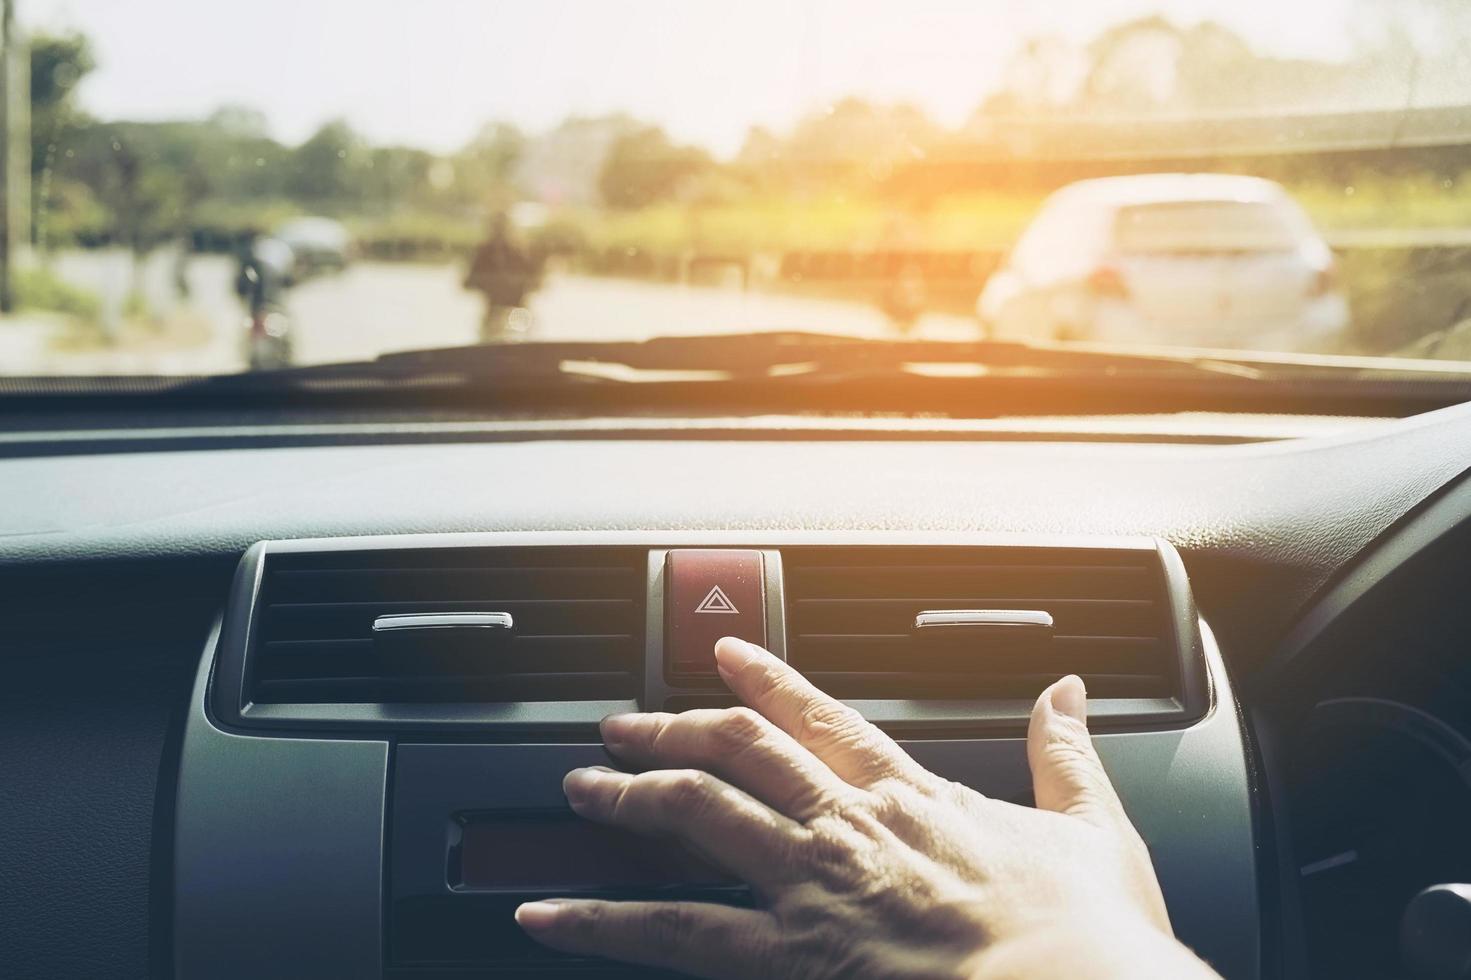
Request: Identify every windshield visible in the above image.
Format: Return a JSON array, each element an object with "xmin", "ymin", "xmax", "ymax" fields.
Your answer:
[{"xmin": 2, "ymin": 0, "xmax": 1471, "ymax": 379}]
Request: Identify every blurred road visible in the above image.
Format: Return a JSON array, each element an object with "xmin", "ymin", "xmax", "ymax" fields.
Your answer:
[{"xmin": 6, "ymin": 249, "xmax": 978, "ymax": 375}]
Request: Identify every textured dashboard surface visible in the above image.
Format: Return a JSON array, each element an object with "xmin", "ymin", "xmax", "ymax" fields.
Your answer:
[
  {"xmin": 0, "ymin": 563, "xmax": 227, "ymax": 980},
  {"xmin": 3, "ymin": 401, "xmax": 1471, "ymax": 669}
]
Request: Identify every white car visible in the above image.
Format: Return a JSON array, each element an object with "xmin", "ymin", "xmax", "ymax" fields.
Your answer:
[
  {"xmin": 977, "ymin": 174, "xmax": 1349, "ymax": 352},
  {"xmin": 274, "ymin": 217, "xmax": 354, "ymax": 276}
]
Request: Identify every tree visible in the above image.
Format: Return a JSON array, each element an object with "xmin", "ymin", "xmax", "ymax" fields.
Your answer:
[
  {"xmin": 67, "ymin": 123, "xmax": 197, "ymax": 259},
  {"xmin": 287, "ymin": 119, "xmax": 366, "ymax": 206},
  {"xmin": 598, "ymin": 126, "xmax": 714, "ymax": 208},
  {"xmin": 28, "ymin": 31, "xmax": 94, "ymax": 170},
  {"xmin": 28, "ymin": 32, "xmax": 96, "ymax": 245},
  {"xmin": 447, "ymin": 122, "xmax": 524, "ymax": 210},
  {"xmin": 206, "ymin": 105, "xmax": 270, "ymax": 141},
  {"xmin": 362, "ymin": 145, "xmax": 433, "ymax": 214}
]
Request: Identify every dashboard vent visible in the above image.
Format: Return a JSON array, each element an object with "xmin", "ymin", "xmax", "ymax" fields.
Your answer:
[
  {"xmin": 246, "ymin": 547, "xmax": 644, "ymax": 704},
  {"xmin": 783, "ymin": 546, "xmax": 1178, "ymax": 700}
]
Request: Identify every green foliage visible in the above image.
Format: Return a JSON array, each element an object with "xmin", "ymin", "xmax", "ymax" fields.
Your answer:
[
  {"xmin": 13, "ymin": 265, "xmax": 101, "ymax": 320},
  {"xmin": 28, "ymin": 31, "xmax": 96, "ymax": 179},
  {"xmin": 287, "ymin": 119, "xmax": 368, "ymax": 204},
  {"xmin": 599, "ymin": 127, "xmax": 716, "ymax": 209},
  {"xmin": 449, "ymin": 123, "xmax": 525, "ymax": 210}
]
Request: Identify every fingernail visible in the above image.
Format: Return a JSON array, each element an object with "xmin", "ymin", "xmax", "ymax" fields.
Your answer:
[
  {"xmin": 562, "ymin": 766, "xmax": 607, "ymax": 806},
  {"xmin": 516, "ymin": 900, "xmax": 563, "ymax": 932},
  {"xmin": 1049, "ymin": 674, "xmax": 1088, "ymax": 724},
  {"xmin": 600, "ymin": 713, "xmax": 639, "ymax": 748},
  {"xmin": 714, "ymin": 636, "xmax": 762, "ymax": 677}
]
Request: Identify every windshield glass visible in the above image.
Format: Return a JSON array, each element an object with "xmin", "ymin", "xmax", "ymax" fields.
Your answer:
[{"xmin": 2, "ymin": 0, "xmax": 1470, "ymax": 377}]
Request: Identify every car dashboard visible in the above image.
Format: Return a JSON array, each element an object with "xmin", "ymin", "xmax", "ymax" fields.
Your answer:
[{"xmin": 4, "ymin": 405, "xmax": 1471, "ymax": 979}]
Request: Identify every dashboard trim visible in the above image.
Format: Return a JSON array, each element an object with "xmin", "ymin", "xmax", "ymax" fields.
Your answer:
[
  {"xmin": 1262, "ymin": 462, "xmax": 1471, "ymax": 691},
  {"xmin": 209, "ymin": 532, "xmax": 1207, "ymax": 737}
]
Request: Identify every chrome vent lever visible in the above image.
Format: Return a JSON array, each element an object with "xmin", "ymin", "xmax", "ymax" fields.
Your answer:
[{"xmin": 911, "ymin": 609, "xmax": 1054, "ymax": 648}]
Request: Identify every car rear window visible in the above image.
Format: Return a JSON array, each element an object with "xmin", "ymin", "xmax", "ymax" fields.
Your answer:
[{"xmin": 1113, "ymin": 201, "xmax": 1302, "ymax": 254}]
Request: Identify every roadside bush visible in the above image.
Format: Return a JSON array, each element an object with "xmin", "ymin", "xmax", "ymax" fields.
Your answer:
[{"xmin": 13, "ymin": 265, "xmax": 101, "ymax": 320}]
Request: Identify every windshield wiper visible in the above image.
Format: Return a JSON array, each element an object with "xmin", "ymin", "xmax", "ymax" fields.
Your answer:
[
  {"xmin": 12, "ymin": 331, "xmax": 1471, "ymax": 419},
  {"xmin": 178, "ymin": 330, "xmax": 1381, "ymax": 393}
]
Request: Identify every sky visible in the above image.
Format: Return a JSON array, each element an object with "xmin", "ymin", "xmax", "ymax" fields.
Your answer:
[{"xmin": 22, "ymin": 0, "xmax": 1367, "ymax": 155}]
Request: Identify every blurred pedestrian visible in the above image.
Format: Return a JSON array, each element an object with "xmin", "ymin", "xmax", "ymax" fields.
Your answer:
[
  {"xmin": 234, "ymin": 233, "xmax": 297, "ymax": 370},
  {"xmin": 465, "ymin": 213, "xmax": 541, "ymax": 341}
]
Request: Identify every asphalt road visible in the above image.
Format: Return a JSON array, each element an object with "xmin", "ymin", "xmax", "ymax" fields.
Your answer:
[{"xmin": 17, "ymin": 249, "xmax": 978, "ymax": 375}]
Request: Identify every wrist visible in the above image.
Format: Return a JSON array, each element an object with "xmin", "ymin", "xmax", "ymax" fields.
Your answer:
[{"xmin": 966, "ymin": 916, "xmax": 1217, "ymax": 980}]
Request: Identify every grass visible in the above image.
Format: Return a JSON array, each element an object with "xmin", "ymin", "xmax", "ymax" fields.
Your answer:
[
  {"xmin": 13, "ymin": 264, "xmax": 102, "ymax": 320},
  {"xmin": 1293, "ymin": 174, "xmax": 1471, "ymax": 233},
  {"xmin": 538, "ymin": 174, "xmax": 1471, "ymax": 262}
]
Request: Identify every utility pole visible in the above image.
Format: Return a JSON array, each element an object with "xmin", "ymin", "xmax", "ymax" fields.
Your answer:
[{"xmin": 0, "ymin": 0, "xmax": 25, "ymax": 314}]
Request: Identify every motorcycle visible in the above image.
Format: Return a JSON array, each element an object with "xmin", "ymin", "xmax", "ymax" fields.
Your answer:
[{"xmin": 243, "ymin": 306, "xmax": 294, "ymax": 371}]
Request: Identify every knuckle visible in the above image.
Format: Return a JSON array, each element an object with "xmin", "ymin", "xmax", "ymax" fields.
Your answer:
[
  {"xmin": 1046, "ymin": 713, "xmax": 1097, "ymax": 753},
  {"xmin": 772, "ymin": 908, "xmax": 832, "ymax": 977},
  {"xmin": 794, "ymin": 696, "xmax": 863, "ymax": 747},
  {"xmin": 712, "ymin": 706, "xmax": 766, "ymax": 752},
  {"xmin": 661, "ymin": 769, "xmax": 715, "ymax": 817},
  {"xmin": 799, "ymin": 817, "xmax": 863, "ymax": 875},
  {"xmin": 642, "ymin": 714, "xmax": 678, "ymax": 755},
  {"xmin": 1046, "ymin": 735, "xmax": 1106, "ymax": 786},
  {"xmin": 859, "ymin": 784, "xmax": 909, "ymax": 824},
  {"xmin": 565, "ymin": 900, "xmax": 605, "ymax": 940},
  {"xmin": 749, "ymin": 660, "xmax": 787, "ymax": 703},
  {"xmin": 1043, "ymin": 720, "xmax": 1103, "ymax": 771},
  {"xmin": 937, "ymin": 775, "xmax": 986, "ymax": 811},
  {"xmin": 640, "ymin": 904, "xmax": 690, "ymax": 954},
  {"xmin": 845, "ymin": 740, "xmax": 902, "ymax": 782},
  {"xmin": 604, "ymin": 775, "xmax": 638, "ymax": 822},
  {"xmin": 785, "ymin": 780, "xmax": 839, "ymax": 822}
]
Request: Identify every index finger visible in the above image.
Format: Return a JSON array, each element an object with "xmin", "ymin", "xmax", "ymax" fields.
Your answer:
[{"xmin": 713, "ymin": 637, "xmax": 926, "ymax": 788}]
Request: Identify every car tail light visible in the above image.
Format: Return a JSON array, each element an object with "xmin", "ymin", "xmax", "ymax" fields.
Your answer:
[{"xmin": 1087, "ymin": 265, "xmax": 1129, "ymax": 299}]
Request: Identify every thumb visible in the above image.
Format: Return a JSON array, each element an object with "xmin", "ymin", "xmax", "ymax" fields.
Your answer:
[{"xmin": 1026, "ymin": 675, "xmax": 1125, "ymax": 827}]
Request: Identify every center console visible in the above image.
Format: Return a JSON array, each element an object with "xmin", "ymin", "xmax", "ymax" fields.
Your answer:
[{"xmin": 173, "ymin": 532, "xmax": 1260, "ymax": 978}]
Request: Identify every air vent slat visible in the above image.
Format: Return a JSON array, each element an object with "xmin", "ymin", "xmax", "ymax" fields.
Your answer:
[
  {"xmin": 785, "ymin": 565, "xmax": 1151, "ymax": 601},
  {"xmin": 248, "ymin": 547, "xmax": 645, "ymax": 705},
  {"xmin": 799, "ymin": 672, "xmax": 1174, "ymax": 700},
  {"xmin": 254, "ymin": 671, "xmax": 637, "ymax": 704},
  {"xmin": 259, "ymin": 636, "xmax": 638, "ymax": 680},
  {"xmin": 792, "ymin": 636, "xmax": 1162, "ymax": 675},
  {"xmin": 268, "ymin": 567, "xmax": 640, "ymax": 603},
  {"xmin": 791, "ymin": 598, "xmax": 1158, "ymax": 637},
  {"xmin": 783, "ymin": 547, "xmax": 1177, "ymax": 702},
  {"xmin": 264, "ymin": 599, "xmax": 639, "ymax": 640}
]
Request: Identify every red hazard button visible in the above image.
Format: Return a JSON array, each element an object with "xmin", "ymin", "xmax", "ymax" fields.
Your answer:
[{"xmin": 665, "ymin": 549, "xmax": 767, "ymax": 679}]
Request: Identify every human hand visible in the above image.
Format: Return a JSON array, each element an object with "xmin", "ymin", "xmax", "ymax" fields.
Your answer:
[{"xmin": 516, "ymin": 638, "xmax": 1218, "ymax": 979}]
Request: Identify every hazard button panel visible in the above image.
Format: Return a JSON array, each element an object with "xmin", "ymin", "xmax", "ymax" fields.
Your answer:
[{"xmin": 664, "ymin": 549, "xmax": 768, "ymax": 680}]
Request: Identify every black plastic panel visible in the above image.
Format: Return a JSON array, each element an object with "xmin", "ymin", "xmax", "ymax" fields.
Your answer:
[{"xmin": 390, "ymin": 744, "xmax": 749, "ymax": 971}]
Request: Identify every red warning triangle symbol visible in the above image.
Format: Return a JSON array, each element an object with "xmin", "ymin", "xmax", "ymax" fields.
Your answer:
[{"xmin": 694, "ymin": 585, "xmax": 739, "ymax": 614}]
